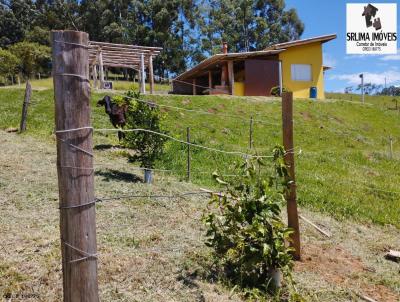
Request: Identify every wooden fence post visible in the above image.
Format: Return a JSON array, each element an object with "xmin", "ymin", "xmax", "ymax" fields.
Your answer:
[
  {"xmin": 19, "ymin": 81, "xmax": 32, "ymax": 133},
  {"xmin": 187, "ymin": 127, "xmax": 191, "ymax": 181},
  {"xmin": 51, "ymin": 30, "xmax": 99, "ymax": 302},
  {"xmin": 389, "ymin": 136, "xmax": 393, "ymax": 159},
  {"xmin": 282, "ymin": 92, "xmax": 301, "ymax": 260},
  {"xmin": 249, "ymin": 116, "xmax": 253, "ymax": 149}
]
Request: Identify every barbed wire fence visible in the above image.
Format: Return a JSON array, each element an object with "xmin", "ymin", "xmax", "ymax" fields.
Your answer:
[
  {"xmin": 47, "ymin": 30, "xmax": 400, "ymax": 301},
  {"xmin": 50, "ymin": 30, "xmax": 302, "ymax": 301}
]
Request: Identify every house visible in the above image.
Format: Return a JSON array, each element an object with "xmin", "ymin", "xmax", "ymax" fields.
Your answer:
[{"xmin": 172, "ymin": 34, "xmax": 336, "ymax": 99}]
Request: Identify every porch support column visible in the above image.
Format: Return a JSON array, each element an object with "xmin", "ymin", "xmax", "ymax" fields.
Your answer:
[
  {"xmin": 227, "ymin": 60, "xmax": 234, "ymax": 95},
  {"xmin": 149, "ymin": 54, "xmax": 154, "ymax": 94},
  {"xmin": 192, "ymin": 78, "xmax": 196, "ymax": 95},
  {"xmin": 92, "ymin": 64, "xmax": 98, "ymax": 89},
  {"xmin": 140, "ymin": 53, "xmax": 146, "ymax": 94},
  {"xmin": 98, "ymin": 49, "xmax": 104, "ymax": 88},
  {"xmin": 278, "ymin": 60, "xmax": 283, "ymax": 96}
]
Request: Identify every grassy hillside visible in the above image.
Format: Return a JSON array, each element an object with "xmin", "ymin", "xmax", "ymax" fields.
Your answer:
[{"xmin": 1, "ymin": 85, "xmax": 399, "ymax": 227}]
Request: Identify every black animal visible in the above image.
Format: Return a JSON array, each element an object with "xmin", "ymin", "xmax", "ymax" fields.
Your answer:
[{"xmin": 97, "ymin": 96, "xmax": 128, "ymax": 141}]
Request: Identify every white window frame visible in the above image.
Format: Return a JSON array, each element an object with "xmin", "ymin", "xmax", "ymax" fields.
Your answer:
[{"xmin": 291, "ymin": 64, "xmax": 312, "ymax": 82}]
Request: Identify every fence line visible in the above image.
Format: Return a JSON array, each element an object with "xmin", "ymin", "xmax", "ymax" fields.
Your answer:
[
  {"xmin": 109, "ymin": 90, "xmax": 280, "ymax": 126},
  {"xmin": 96, "ymin": 191, "xmax": 210, "ymax": 203},
  {"xmin": 56, "ymin": 127, "xmax": 275, "ymax": 159}
]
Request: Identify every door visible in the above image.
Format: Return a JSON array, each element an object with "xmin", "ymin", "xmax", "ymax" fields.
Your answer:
[{"xmin": 244, "ymin": 60, "xmax": 279, "ymax": 96}]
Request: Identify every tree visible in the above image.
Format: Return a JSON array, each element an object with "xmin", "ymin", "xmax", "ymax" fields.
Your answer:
[
  {"xmin": 0, "ymin": 48, "xmax": 19, "ymax": 82},
  {"xmin": 380, "ymin": 86, "xmax": 400, "ymax": 96},
  {"xmin": 198, "ymin": 0, "xmax": 304, "ymax": 56},
  {"xmin": 124, "ymin": 0, "xmax": 198, "ymax": 77},
  {"xmin": 0, "ymin": 0, "xmax": 304, "ymax": 76},
  {"xmin": 33, "ymin": 0, "xmax": 80, "ymax": 31},
  {"xmin": 0, "ymin": 3, "xmax": 25, "ymax": 47},
  {"xmin": 9, "ymin": 42, "xmax": 51, "ymax": 78},
  {"xmin": 25, "ymin": 26, "xmax": 50, "ymax": 46}
]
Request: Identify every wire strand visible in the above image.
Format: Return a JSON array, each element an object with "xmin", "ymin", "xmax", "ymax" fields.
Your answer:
[
  {"xmin": 63, "ymin": 241, "xmax": 97, "ymax": 264},
  {"xmin": 109, "ymin": 91, "xmax": 279, "ymax": 126},
  {"xmin": 93, "ymin": 128, "xmax": 273, "ymax": 158},
  {"xmin": 54, "ymin": 40, "xmax": 90, "ymax": 49}
]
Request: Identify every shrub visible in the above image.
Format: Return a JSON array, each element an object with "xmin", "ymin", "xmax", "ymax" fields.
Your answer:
[
  {"xmin": 122, "ymin": 90, "xmax": 168, "ymax": 169},
  {"xmin": 203, "ymin": 147, "xmax": 295, "ymax": 293},
  {"xmin": 0, "ymin": 48, "xmax": 19, "ymax": 81},
  {"xmin": 8, "ymin": 41, "xmax": 51, "ymax": 78}
]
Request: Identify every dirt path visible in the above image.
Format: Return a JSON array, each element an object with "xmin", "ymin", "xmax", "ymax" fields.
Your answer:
[{"xmin": 0, "ymin": 131, "xmax": 399, "ymax": 301}]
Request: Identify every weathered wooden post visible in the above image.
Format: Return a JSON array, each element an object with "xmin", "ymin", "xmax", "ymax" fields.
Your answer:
[
  {"xmin": 192, "ymin": 79, "xmax": 196, "ymax": 95},
  {"xmin": 19, "ymin": 81, "xmax": 32, "ymax": 133},
  {"xmin": 249, "ymin": 116, "xmax": 253, "ymax": 149},
  {"xmin": 227, "ymin": 60, "xmax": 234, "ymax": 95},
  {"xmin": 389, "ymin": 136, "xmax": 393, "ymax": 159},
  {"xmin": 140, "ymin": 53, "xmax": 146, "ymax": 94},
  {"xmin": 92, "ymin": 65, "xmax": 98, "ymax": 90},
  {"xmin": 98, "ymin": 48, "xmax": 104, "ymax": 89},
  {"xmin": 186, "ymin": 127, "xmax": 191, "ymax": 181},
  {"xmin": 282, "ymin": 92, "xmax": 301, "ymax": 260},
  {"xmin": 51, "ymin": 30, "xmax": 99, "ymax": 302},
  {"xmin": 149, "ymin": 54, "xmax": 154, "ymax": 94}
]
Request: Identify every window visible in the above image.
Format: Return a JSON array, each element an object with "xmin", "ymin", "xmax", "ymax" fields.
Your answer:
[{"xmin": 291, "ymin": 64, "xmax": 312, "ymax": 81}]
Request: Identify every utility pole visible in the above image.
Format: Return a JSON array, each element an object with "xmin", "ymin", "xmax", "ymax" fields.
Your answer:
[{"xmin": 359, "ymin": 73, "xmax": 364, "ymax": 103}]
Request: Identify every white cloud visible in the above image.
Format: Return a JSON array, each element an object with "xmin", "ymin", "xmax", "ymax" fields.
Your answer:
[
  {"xmin": 380, "ymin": 50, "xmax": 400, "ymax": 61},
  {"xmin": 323, "ymin": 52, "xmax": 337, "ymax": 67},
  {"xmin": 329, "ymin": 70, "xmax": 400, "ymax": 86}
]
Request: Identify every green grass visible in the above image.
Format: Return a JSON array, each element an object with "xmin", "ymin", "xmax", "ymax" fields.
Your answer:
[
  {"xmin": 1, "ymin": 86, "xmax": 399, "ymax": 227},
  {"xmin": 1, "ymin": 77, "xmax": 171, "ymax": 92}
]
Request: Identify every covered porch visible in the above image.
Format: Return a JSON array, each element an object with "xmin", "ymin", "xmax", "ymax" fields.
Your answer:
[{"xmin": 173, "ymin": 47, "xmax": 284, "ymax": 96}]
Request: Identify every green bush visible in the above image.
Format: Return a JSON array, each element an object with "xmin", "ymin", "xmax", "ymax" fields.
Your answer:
[
  {"xmin": 8, "ymin": 41, "xmax": 51, "ymax": 78},
  {"xmin": 203, "ymin": 146, "xmax": 294, "ymax": 293},
  {"xmin": 0, "ymin": 48, "xmax": 19, "ymax": 82},
  {"xmin": 122, "ymin": 90, "xmax": 168, "ymax": 169}
]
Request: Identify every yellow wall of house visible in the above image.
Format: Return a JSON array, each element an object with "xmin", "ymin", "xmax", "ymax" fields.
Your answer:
[
  {"xmin": 234, "ymin": 82, "xmax": 245, "ymax": 96},
  {"xmin": 278, "ymin": 42, "xmax": 325, "ymax": 99}
]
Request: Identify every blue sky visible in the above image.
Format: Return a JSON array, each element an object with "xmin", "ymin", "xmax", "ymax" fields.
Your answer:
[{"xmin": 285, "ymin": 0, "xmax": 400, "ymax": 92}]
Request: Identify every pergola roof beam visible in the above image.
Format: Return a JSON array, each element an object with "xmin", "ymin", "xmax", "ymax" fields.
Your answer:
[
  {"xmin": 89, "ymin": 41, "xmax": 162, "ymax": 51},
  {"xmin": 89, "ymin": 53, "xmax": 151, "ymax": 61}
]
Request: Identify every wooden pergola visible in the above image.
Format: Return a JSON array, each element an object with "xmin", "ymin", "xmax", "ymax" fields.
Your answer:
[{"xmin": 88, "ymin": 41, "xmax": 163, "ymax": 94}]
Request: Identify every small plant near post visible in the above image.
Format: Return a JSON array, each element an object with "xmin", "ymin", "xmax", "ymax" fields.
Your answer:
[
  {"xmin": 270, "ymin": 86, "xmax": 287, "ymax": 97},
  {"xmin": 122, "ymin": 91, "xmax": 168, "ymax": 183},
  {"xmin": 203, "ymin": 147, "xmax": 298, "ymax": 299}
]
